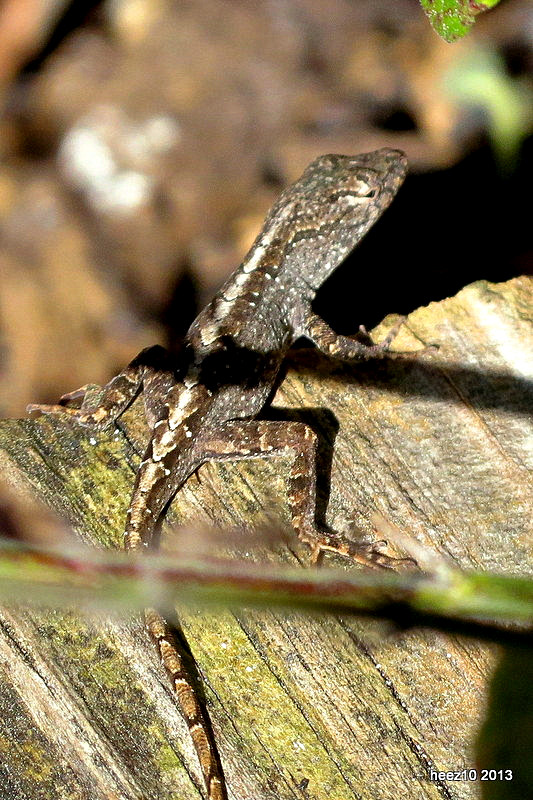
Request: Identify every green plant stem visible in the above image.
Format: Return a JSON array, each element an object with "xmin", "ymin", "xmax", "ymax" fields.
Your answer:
[{"xmin": 0, "ymin": 537, "xmax": 531, "ymax": 644}]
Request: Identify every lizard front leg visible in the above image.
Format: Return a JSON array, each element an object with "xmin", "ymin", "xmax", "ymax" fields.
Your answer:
[
  {"xmin": 193, "ymin": 419, "xmax": 406, "ymax": 568},
  {"xmin": 296, "ymin": 307, "xmax": 405, "ymax": 361}
]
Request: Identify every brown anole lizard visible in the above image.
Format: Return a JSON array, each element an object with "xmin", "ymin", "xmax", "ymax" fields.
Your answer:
[{"xmin": 29, "ymin": 148, "xmax": 409, "ymax": 800}]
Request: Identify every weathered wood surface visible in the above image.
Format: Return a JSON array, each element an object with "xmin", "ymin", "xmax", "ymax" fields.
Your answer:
[{"xmin": 0, "ymin": 276, "xmax": 531, "ymax": 800}]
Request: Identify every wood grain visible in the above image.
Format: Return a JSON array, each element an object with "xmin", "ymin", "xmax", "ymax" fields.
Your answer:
[{"xmin": 0, "ymin": 276, "xmax": 531, "ymax": 800}]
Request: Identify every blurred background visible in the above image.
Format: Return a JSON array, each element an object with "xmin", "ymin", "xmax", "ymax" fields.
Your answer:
[{"xmin": 0, "ymin": 0, "xmax": 531, "ymax": 417}]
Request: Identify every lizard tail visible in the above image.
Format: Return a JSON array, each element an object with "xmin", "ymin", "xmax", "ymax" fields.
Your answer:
[{"xmin": 145, "ymin": 608, "xmax": 226, "ymax": 800}]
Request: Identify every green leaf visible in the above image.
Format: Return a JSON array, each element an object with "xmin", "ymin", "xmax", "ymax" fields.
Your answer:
[
  {"xmin": 443, "ymin": 47, "xmax": 533, "ymax": 169},
  {"xmin": 420, "ymin": 0, "xmax": 503, "ymax": 43}
]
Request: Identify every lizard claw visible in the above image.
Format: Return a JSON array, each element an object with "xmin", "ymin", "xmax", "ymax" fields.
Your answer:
[
  {"xmin": 346, "ymin": 538, "xmax": 416, "ymax": 570},
  {"xmin": 58, "ymin": 385, "xmax": 92, "ymax": 407},
  {"xmin": 27, "ymin": 402, "xmax": 71, "ymax": 415}
]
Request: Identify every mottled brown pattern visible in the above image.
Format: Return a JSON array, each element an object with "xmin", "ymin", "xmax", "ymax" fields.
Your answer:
[{"xmin": 28, "ymin": 150, "xmax": 408, "ymax": 800}]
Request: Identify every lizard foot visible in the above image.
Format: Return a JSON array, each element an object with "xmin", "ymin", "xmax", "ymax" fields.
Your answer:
[
  {"xmin": 27, "ymin": 384, "xmax": 115, "ymax": 430},
  {"xmin": 308, "ymin": 530, "xmax": 416, "ymax": 571}
]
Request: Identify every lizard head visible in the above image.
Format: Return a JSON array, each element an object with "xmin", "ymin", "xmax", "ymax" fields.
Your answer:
[{"xmin": 275, "ymin": 148, "xmax": 408, "ymax": 291}]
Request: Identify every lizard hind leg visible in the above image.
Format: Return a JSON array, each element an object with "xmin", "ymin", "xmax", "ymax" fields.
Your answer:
[
  {"xmin": 193, "ymin": 419, "xmax": 406, "ymax": 570},
  {"xmin": 26, "ymin": 345, "xmax": 171, "ymax": 431}
]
